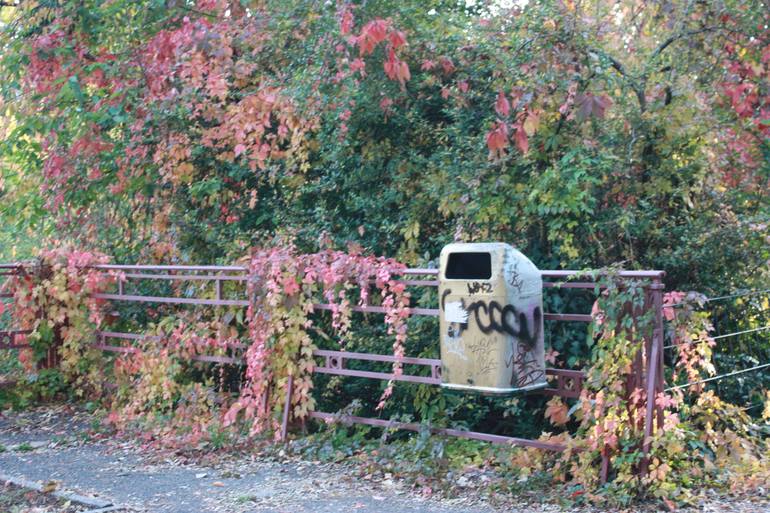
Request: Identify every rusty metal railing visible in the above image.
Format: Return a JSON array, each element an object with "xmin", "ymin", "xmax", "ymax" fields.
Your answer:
[
  {"xmin": 0, "ymin": 264, "xmax": 30, "ymax": 351},
  {"xmin": 0, "ymin": 262, "xmax": 666, "ymax": 474}
]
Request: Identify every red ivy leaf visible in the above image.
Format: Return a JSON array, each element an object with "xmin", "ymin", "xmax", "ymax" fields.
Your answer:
[
  {"xmin": 339, "ymin": 9, "xmax": 354, "ymax": 35},
  {"xmin": 358, "ymin": 19, "xmax": 390, "ymax": 56},
  {"xmin": 383, "ymin": 49, "xmax": 410, "ymax": 86},
  {"xmin": 513, "ymin": 123, "xmax": 529, "ymax": 153},
  {"xmin": 485, "ymin": 121, "xmax": 509, "ymax": 158},
  {"xmin": 545, "ymin": 397, "xmax": 569, "ymax": 425},
  {"xmin": 388, "ymin": 30, "xmax": 407, "ymax": 49},
  {"xmin": 575, "ymin": 93, "xmax": 613, "ymax": 122},
  {"xmin": 421, "ymin": 59, "xmax": 436, "ymax": 71},
  {"xmin": 495, "ymin": 91, "xmax": 510, "ymax": 117}
]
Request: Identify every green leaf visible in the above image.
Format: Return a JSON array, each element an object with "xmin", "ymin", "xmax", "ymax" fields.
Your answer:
[{"xmin": 68, "ymin": 75, "xmax": 85, "ymax": 104}]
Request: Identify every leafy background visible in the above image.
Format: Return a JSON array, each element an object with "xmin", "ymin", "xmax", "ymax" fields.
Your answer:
[{"xmin": 0, "ymin": 0, "xmax": 768, "ymax": 493}]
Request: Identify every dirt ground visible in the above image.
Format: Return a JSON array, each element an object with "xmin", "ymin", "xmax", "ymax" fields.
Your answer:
[{"xmin": 0, "ymin": 406, "xmax": 768, "ymax": 513}]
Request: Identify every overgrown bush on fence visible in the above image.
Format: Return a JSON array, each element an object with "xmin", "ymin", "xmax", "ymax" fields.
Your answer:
[{"xmin": 1, "ymin": 246, "xmax": 768, "ymax": 507}]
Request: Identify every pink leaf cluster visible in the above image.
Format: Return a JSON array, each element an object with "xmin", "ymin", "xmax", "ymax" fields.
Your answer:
[{"xmin": 224, "ymin": 245, "xmax": 410, "ymax": 434}]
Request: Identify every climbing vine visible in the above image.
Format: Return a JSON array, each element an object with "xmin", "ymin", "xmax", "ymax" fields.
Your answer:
[
  {"xmin": 538, "ymin": 275, "xmax": 770, "ymax": 506},
  {"xmin": 107, "ymin": 316, "xmax": 240, "ymax": 448},
  {"xmin": 1, "ymin": 246, "xmax": 115, "ymax": 397},
  {"xmin": 1, "ymin": 246, "xmax": 768, "ymax": 506},
  {"xmin": 224, "ymin": 245, "xmax": 410, "ymax": 436}
]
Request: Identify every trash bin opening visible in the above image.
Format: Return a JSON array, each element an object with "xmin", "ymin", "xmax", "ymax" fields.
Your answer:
[{"xmin": 445, "ymin": 252, "xmax": 492, "ymax": 279}]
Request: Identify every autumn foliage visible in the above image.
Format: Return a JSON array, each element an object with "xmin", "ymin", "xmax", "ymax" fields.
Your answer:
[
  {"xmin": 1, "ymin": 0, "xmax": 769, "ymax": 507},
  {"xmin": 223, "ymin": 245, "xmax": 410, "ymax": 436}
]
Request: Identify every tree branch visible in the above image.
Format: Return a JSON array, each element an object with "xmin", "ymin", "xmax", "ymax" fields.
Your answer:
[
  {"xmin": 589, "ymin": 48, "xmax": 647, "ymax": 112},
  {"xmin": 0, "ymin": 1, "xmax": 19, "ymax": 6},
  {"xmin": 590, "ymin": 25, "xmax": 724, "ymax": 113},
  {"xmin": 649, "ymin": 26, "xmax": 721, "ymax": 61}
]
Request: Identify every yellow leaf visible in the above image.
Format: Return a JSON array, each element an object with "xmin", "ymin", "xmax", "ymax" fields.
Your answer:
[
  {"xmin": 41, "ymin": 481, "xmax": 59, "ymax": 493},
  {"xmin": 523, "ymin": 111, "xmax": 540, "ymax": 136},
  {"xmin": 544, "ymin": 397, "xmax": 569, "ymax": 425}
]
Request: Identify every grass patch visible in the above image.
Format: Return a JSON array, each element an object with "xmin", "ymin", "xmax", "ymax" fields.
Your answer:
[{"xmin": 16, "ymin": 442, "xmax": 33, "ymax": 452}]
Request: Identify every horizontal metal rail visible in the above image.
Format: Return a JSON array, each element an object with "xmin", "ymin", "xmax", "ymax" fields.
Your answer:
[
  {"xmin": 93, "ymin": 341, "xmax": 242, "ymax": 365},
  {"xmin": 122, "ymin": 273, "xmax": 248, "ymax": 282},
  {"xmin": 0, "ymin": 330, "xmax": 31, "ymax": 350},
  {"xmin": 94, "ymin": 343, "xmax": 241, "ymax": 365},
  {"xmin": 313, "ymin": 366, "xmax": 440, "ymax": 385},
  {"xmin": 314, "ymin": 349, "xmax": 440, "ymax": 366},
  {"xmin": 379, "ymin": 268, "xmax": 665, "ymax": 279},
  {"xmin": 92, "ymin": 294, "xmax": 593, "ymax": 321},
  {"xmin": 118, "ymin": 273, "xmax": 438, "ymax": 288},
  {"xmin": 94, "ymin": 264, "xmax": 248, "ymax": 272},
  {"xmin": 92, "ymin": 293, "xmax": 250, "ymax": 307},
  {"xmin": 98, "ymin": 331, "xmax": 160, "ymax": 342},
  {"xmin": 97, "ymin": 330, "xmax": 247, "ymax": 348},
  {"xmin": 92, "ymin": 343, "xmax": 138, "ymax": 354},
  {"xmin": 90, "ymin": 264, "xmax": 664, "ymax": 280},
  {"xmin": 307, "ymin": 411, "xmax": 566, "ymax": 451},
  {"xmin": 540, "ymin": 270, "xmax": 665, "ymax": 279},
  {"xmin": 313, "ymin": 303, "xmax": 440, "ymax": 317},
  {"xmin": 88, "ymin": 334, "xmax": 586, "ymax": 396},
  {"xmin": 81, "ymin": 263, "xmax": 666, "ymax": 325},
  {"xmin": 0, "ymin": 343, "xmax": 30, "ymax": 350}
]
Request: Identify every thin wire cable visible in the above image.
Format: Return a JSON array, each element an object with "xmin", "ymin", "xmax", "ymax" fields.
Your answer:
[
  {"xmin": 712, "ymin": 325, "xmax": 770, "ymax": 340},
  {"xmin": 666, "ymin": 362, "xmax": 770, "ymax": 391},
  {"xmin": 663, "ymin": 324, "xmax": 770, "ymax": 350},
  {"xmin": 668, "ymin": 288, "xmax": 770, "ymax": 308}
]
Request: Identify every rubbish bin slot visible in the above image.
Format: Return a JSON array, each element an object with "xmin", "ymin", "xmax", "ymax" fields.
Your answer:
[{"xmin": 445, "ymin": 252, "xmax": 491, "ymax": 280}]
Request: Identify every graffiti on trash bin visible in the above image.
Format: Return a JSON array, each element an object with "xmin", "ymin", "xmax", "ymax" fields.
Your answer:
[{"xmin": 441, "ymin": 290, "xmax": 542, "ymax": 349}]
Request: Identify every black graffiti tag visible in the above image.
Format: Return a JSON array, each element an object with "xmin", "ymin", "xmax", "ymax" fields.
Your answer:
[
  {"xmin": 464, "ymin": 300, "xmax": 542, "ymax": 349},
  {"xmin": 441, "ymin": 288, "xmax": 452, "ymax": 311},
  {"xmin": 440, "ymin": 290, "xmax": 541, "ymax": 349},
  {"xmin": 506, "ymin": 340, "xmax": 546, "ymax": 387},
  {"xmin": 466, "ymin": 281, "xmax": 493, "ymax": 294}
]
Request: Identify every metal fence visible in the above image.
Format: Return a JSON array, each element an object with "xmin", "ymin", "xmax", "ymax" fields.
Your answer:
[
  {"xmin": 0, "ymin": 262, "xmax": 668, "ymax": 480},
  {"xmin": 0, "ymin": 263, "xmax": 30, "ymax": 352}
]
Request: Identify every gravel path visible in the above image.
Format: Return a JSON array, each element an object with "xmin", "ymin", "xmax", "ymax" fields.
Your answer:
[
  {"xmin": 0, "ymin": 407, "xmax": 504, "ymax": 513},
  {"xmin": 1, "ymin": 407, "xmax": 768, "ymax": 513}
]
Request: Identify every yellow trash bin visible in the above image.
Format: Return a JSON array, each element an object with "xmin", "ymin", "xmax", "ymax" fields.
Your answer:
[{"xmin": 438, "ymin": 243, "xmax": 546, "ymax": 393}]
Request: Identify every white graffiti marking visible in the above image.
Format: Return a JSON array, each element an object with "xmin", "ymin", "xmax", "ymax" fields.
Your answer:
[{"xmin": 444, "ymin": 301, "xmax": 469, "ymax": 324}]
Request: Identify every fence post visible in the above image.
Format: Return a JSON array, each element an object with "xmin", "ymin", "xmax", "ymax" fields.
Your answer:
[
  {"xmin": 640, "ymin": 275, "xmax": 665, "ymax": 474},
  {"xmin": 280, "ymin": 374, "xmax": 294, "ymax": 442}
]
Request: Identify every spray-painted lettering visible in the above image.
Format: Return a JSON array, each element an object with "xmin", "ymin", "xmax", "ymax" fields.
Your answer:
[{"xmin": 466, "ymin": 282, "xmax": 493, "ymax": 294}]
